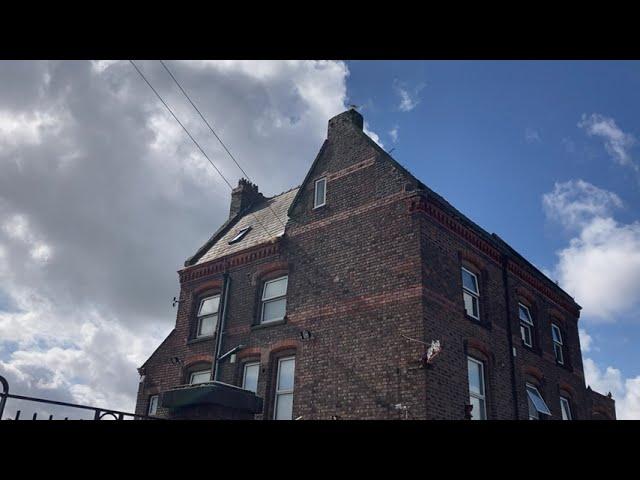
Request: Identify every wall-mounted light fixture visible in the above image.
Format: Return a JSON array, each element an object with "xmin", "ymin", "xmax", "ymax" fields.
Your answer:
[
  {"xmin": 299, "ymin": 330, "xmax": 312, "ymax": 341},
  {"xmin": 169, "ymin": 356, "xmax": 183, "ymax": 366}
]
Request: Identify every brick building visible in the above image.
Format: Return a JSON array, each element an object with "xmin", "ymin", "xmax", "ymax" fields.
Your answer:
[{"xmin": 135, "ymin": 108, "xmax": 616, "ymax": 420}]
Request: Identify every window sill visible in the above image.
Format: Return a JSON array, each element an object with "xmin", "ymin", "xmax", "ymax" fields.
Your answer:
[
  {"xmin": 251, "ymin": 318, "xmax": 287, "ymax": 330},
  {"xmin": 521, "ymin": 343, "xmax": 542, "ymax": 356},
  {"xmin": 465, "ymin": 314, "xmax": 491, "ymax": 330},
  {"xmin": 187, "ymin": 335, "xmax": 216, "ymax": 345}
]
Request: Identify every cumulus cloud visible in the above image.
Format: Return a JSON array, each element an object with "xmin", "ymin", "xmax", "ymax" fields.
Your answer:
[
  {"xmin": 393, "ymin": 79, "xmax": 425, "ymax": 112},
  {"xmin": 543, "ymin": 179, "xmax": 640, "ymax": 321},
  {"xmin": 578, "ymin": 113, "xmax": 638, "ymax": 172},
  {"xmin": 389, "ymin": 125, "xmax": 399, "ymax": 143},
  {"xmin": 0, "ymin": 60, "xmax": 356, "ymax": 417},
  {"xmin": 583, "ymin": 358, "xmax": 640, "ymax": 419},
  {"xmin": 579, "ymin": 328, "xmax": 593, "ymax": 353},
  {"xmin": 543, "ymin": 179, "xmax": 623, "ymax": 230}
]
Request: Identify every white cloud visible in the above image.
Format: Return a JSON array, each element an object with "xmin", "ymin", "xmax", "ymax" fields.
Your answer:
[
  {"xmin": 542, "ymin": 179, "xmax": 623, "ymax": 230},
  {"xmin": 364, "ymin": 122, "xmax": 384, "ymax": 148},
  {"xmin": 544, "ymin": 180, "xmax": 640, "ymax": 321},
  {"xmin": 579, "ymin": 328, "xmax": 593, "ymax": 352},
  {"xmin": 525, "ymin": 127, "xmax": 541, "ymax": 143},
  {"xmin": 0, "ymin": 60, "xmax": 366, "ymax": 415},
  {"xmin": 393, "ymin": 80, "xmax": 425, "ymax": 112},
  {"xmin": 389, "ymin": 125, "xmax": 399, "ymax": 143},
  {"xmin": 583, "ymin": 358, "xmax": 640, "ymax": 419},
  {"xmin": 578, "ymin": 113, "xmax": 638, "ymax": 172},
  {"xmin": 0, "ymin": 109, "xmax": 58, "ymax": 149}
]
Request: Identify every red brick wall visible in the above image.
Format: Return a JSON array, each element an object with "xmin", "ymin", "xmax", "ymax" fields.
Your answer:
[{"xmin": 136, "ymin": 110, "xmax": 608, "ymax": 420}]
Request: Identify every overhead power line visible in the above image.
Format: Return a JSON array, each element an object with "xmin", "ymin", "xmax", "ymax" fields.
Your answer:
[
  {"xmin": 158, "ymin": 59, "xmax": 288, "ymax": 231},
  {"xmin": 129, "ymin": 60, "xmax": 273, "ymax": 237}
]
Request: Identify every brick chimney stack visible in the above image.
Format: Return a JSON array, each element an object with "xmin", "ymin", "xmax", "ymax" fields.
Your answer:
[
  {"xmin": 229, "ymin": 178, "xmax": 264, "ymax": 219},
  {"xmin": 327, "ymin": 108, "xmax": 364, "ymax": 139}
]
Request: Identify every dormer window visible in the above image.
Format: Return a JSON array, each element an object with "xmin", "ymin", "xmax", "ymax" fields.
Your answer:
[
  {"xmin": 196, "ymin": 295, "xmax": 220, "ymax": 338},
  {"xmin": 229, "ymin": 226, "xmax": 251, "ymax": 244},
  {"xmin": 314, "ymin": 177, "xmax": 327, "ymax": 208}
]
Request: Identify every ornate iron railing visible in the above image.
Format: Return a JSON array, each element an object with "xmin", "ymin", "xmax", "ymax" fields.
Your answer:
[{"xmin": 0, "ymin": 374, "xmax": 162, "ymax": 420}]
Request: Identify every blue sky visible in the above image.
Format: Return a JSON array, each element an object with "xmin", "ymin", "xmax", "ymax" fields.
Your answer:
[{"xmin": 345, "ymin": 61, "xmax": 640, "ymax": 409}]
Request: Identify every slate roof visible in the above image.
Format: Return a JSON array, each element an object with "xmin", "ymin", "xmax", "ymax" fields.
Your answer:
[{"xmin": 193, "ymin": 187, "xmax": 299, "ymax": 265}]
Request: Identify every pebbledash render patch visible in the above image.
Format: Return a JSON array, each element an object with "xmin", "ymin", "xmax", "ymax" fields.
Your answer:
[{"xmin": 135, "ymin": 109, "xmax": 616, "ymax": 420}]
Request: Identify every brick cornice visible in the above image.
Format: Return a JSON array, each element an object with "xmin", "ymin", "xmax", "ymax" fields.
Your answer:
[
  {"xmin": 507, "ymin": 260, "xmax": 579, "ymax": 317},
  {"xmin": 410, "ymin": 194, "xmax": 580, "ymax": 319},
  {"xmin": 178, "ymin": 240, "xmax": 282, "ymax": 284}
]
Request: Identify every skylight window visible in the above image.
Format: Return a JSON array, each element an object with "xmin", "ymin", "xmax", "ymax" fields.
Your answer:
[{"xmin": 228, "ymin": 226, "xmax": 251, "ymax": 244}]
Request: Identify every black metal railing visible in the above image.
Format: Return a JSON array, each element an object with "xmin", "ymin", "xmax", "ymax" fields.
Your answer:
[{"xmin": 0, "ymin": 374, "xmax": 162, "ymax": 420}]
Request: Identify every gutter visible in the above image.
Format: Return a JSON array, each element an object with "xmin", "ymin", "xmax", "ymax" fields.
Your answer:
[
  {"xmin": 501, "ymin": 253, "xmax": 520, "ymax": 420},
  {"xmin": 212, "ymin": 272, "xmax": 231, "ymax": 382}
]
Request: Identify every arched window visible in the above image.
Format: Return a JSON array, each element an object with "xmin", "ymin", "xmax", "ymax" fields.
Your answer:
[
  {"xmin": 185, "ymin": 362, "xmax": 212, "ymax": 385},
  {"xmin": 195, "ymin": 294, "xmax": 220, "ymax": 338}
]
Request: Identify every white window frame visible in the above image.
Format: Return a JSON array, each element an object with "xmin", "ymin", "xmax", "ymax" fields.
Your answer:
[
  {"xmin": 560, "ymin": 396, "xmax": 572, "ymax": 420},
  {"xmin": 461, "ymin": 267, "xmax": 480, "ymax": 320},
  {"xmin": 274, "ymin": 356, "xmax": 295, "ymax": 420},
  {"xmin": 189, "ymin": 369, "xmax": 211, "ymax": 385},
  {"xmin": 526, "ymin": 383, "xmax": 551, "ymax": 420},
  {"xmin": 467, "ymin": 357, "xmax": 487, "ymax": 420},
  {"xmin": 551, "ymin": 323, "xmax": 564, "ymax": 365},
  {"xmin": 242, "ymin": 361, "xmax": 260, "ymax": 393},
  {"xmin": 261, "ymin": 275, "xmax": 288, "ymax": 324},
  {"xmin": 148, "ymin": 394, "xmax": 159, "ymax": 416},
  {"xmin": 518, "ymin": 303, "xmax": 534, "ymax": 348},
  {"xmin": 314, "ymin": 177, "xmax": 327, "ymax": 209},
  {"xmin": 196, "ymin": 295, "xmax": 220, "ymax": 338}
]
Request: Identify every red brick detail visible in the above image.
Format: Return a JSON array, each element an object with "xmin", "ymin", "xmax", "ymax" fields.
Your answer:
[
  {"xmin": 184, "ymin": 354, "xmax": 213, "ymax": 367},
  {"xmin": 592, "ymin": 406, "xmax": 614, "ymax": 420},
  {"xmin": 289, "ymin": 191, "xmax": 410, "ymax": 237},
  {"xmin": 179, "ymin": 240, "xmax": 281, "ymax": 284},
  {"xmin": 251, "ymin": 260, "xmax": 289, "ymax": 286},
  {"xmin": 467, "ymin": 338, "xmax": 492, "ymax": 360},
  {"xmin": 192, "ymin": 279, "xmax": 223, "ymax": 296},
  {"xmin": 515, "ymin": 285, "xmax": 535, "ymax": 306},
  {"xmin": 422, "ymin": 286, "xmax": 461, "ymax": 312},
  {"xmin": 287, "ymin": 284, "xmax": 422, "ymax": 323},
  {"xmin": 237, "ymin": 347, "xmax": 262, "ymax": 361},
  {"xmin": 523, "ymin": 365, "xmax": 544, "ymax": 383},
  {"xmin": 268, "ymin": 339, "xmax": 301, "ymax": 356},
  {"xmin": 558, "ymin": 382, "xmax": 576, "ymax": 398},
  {"xmin": 327, "ymin": 155, "xmax": 376, "ymax": 182},
  {"xmin": 409, "ymin": 193, "xmax": 580, "ymax": 318},
  {"xmin": 460, "ymin": 249, "xmax": 486, "ymax": 273},
  {"xmin": 507, "ymin": 260, "xmax": 579, "ymax": 317},
  {"xmin": 410, "ymin": 196, "xmax": 502, "ymax": 264}
]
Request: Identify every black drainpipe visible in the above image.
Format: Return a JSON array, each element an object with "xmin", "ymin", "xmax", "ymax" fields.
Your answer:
[
  {"xmin": 212, "ymin": 271, "xmax": 231, "ymax": 382},
  {"xmin": 501, "ymin": 254, "xmax": 520, "ymax": 419}
]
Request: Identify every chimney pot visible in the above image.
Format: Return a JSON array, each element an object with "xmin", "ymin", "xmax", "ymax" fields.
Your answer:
[{"xmin": 229, "ymin": 178, "xmax": 264, "ymax": 218}]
